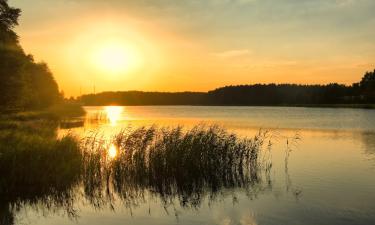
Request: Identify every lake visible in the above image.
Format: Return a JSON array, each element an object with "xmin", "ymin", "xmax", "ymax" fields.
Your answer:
[{"xmin": 17, "ymin": 106, "xmax": 375, "ymax": 225}]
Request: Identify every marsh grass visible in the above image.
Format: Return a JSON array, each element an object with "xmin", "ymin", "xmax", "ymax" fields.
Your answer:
[
  {"xmin": 0, "ymin": 118, "xmax": 83, "ymax": 225},
  {"xmin": 47, "ymin": 103, "xmax": 86, "ymax": 119},
  {"xmin": 0, "ymin": 103, "xmax": 85, "ymax": 123},
  {"xmin": 80, "ymin": 125, "xmax": 272, "ymax": 208},
  {"xmin": 0, "ymin": 122, "xmax": 272, "ymax": 224},
  {"xmin": 0, "ymin": 134, "xmax": 81, "ymax": 198},
  {"xmin": 85, "ymin": 111, "xmax": 108, "ymax": 124}
]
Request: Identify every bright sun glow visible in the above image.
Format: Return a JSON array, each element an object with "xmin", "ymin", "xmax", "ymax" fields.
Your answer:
[
  {"xmin": 105, "ymin": 106, "xmax": 123, "ymax": 126},
  {"xmin": 91, "ymin": 41, "xmax": 142, "ymax": 74},
  {"xmin": 108, "ymin": 144, "xmax": 118, "ymax": 159}
]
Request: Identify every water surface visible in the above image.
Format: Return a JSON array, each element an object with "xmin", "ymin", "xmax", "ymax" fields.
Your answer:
[{"xmin": 20, "ymin": 106, "xmax": 375, "ymax": 224}]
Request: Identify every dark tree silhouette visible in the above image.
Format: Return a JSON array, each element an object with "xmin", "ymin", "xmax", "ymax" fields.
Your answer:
[
  {"xmin": 0, "ymin": 0, "xmax": 20, "ymax": 45},
  {"xmin": 80, "ymin": 70, "xmax": 375, "ymax": 106},
  {"xmin": 359, "ymin": 69, "xmax": 375, "ymax": 101},
  {"xmin": 0, "ymin": 0, "xmax": 61, "ymax": 111}
]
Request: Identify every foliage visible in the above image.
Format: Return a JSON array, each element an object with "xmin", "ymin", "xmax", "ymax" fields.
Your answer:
[
  {"xmin": 359, "ymin": 69, "xmax": 375, "ymax": 101},
  {"xmin": 0, "ymin": 0, "xmax": 20, "ymax": 45},
  {"xmin": 46, "ymin": 102, "xmax": 86, "ymax": 119},
  {"xmin": 0, "ymin": 0, "xmax": 61, "ymax": 111},
  {"xmin": 80, "ymin": 91, "xmax": 208, "ymax": 106},
  {"xmin": 80, "ymin": 70, "xmax": 375, "ymax": 106}
]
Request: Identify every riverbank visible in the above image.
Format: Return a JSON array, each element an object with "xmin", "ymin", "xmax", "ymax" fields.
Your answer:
[{"xmin": 0, "ymin": 103, "xmax": 85, "ymax": 121}]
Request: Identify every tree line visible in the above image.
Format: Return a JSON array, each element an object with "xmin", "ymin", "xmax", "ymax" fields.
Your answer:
[
  {"xmin": 80, "ymin": 70, "xmax": 375, "ymax": 106},
  {"xmin": 0, "ymin": 0, "xmax": 61, "ymax": 111}
]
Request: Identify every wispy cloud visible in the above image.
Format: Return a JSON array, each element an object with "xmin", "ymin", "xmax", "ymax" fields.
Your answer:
[
  {"xmin": 214, "ymin": 49, "xmax": 252, "ymax": 59},
  {"xmin": 335, "ymin": 0, "xmax": 357, "ymax": 6}
]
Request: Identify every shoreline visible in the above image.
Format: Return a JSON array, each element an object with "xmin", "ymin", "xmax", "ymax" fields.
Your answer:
[{"xmin": 80, "ymin": 104, "xmax": 375, "ymax": 109}]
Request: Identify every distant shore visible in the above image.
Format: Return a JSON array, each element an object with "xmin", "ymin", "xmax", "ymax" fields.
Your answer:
[
  {"xmin": 280, "ymin": 104, "xmax": 375, "ymax": 109},
  {"xmin": 81, "ymin": 104, "xmax": 375, "ymax": 109},
  {"xmin": 78, "ymin": 72, "xmax": 375, "ymax": 107}
]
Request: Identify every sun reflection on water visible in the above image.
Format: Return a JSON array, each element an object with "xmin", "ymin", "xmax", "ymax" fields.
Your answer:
[
  {"xmin": 104, "ymin": 106, "xmax": 124, "ymax": 126},
  {"xmin": 108, "ymin": 144, "xmax": 118, "ymax": 159}
]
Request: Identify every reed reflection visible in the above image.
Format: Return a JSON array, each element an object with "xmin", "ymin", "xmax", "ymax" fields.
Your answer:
[{"xmin": 0, "ymin": 125, "xmax": 273, "ymax": 225}]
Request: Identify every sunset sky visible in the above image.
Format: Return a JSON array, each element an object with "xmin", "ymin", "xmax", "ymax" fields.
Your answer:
[{"xmin": 10, "ymin": 0, "xmax": 375, "ymax": 96}]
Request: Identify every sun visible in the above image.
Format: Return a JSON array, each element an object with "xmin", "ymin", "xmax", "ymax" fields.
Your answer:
[{"xmin": 91, "ymin": 41, "xmax": 142, "ymax": 74}]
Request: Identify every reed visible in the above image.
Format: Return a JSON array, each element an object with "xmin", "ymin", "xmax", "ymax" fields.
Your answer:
[
  {"xmin": 80, "ymin": 125, "xmax": 271, "ymax": 207},
  {"xmin": 0, "ymin": 122, "xmax": 271, "ymax": 223},
  {"xmin": 0, "ymin": 122, "xmax": 82, "ymax": 225}
]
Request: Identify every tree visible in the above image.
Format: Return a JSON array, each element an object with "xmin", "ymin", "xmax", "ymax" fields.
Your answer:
[
  {"xmin": 22, "ymin": 61, "xmax": 61, "ymax": 109},
  {"xmin": 360, "ymin": 70, "xmax": 375, "ymax": 89},
  {"xmin": 0, "ymin": 0, "xmax": 21, "ymax": 46},
  {"xmin": 0, "ymin": 0, "xmax": 61, "ymax": 111},
  {"xmin": 360, "ymin": 69, "xmax": 375, "ymax": 101}
]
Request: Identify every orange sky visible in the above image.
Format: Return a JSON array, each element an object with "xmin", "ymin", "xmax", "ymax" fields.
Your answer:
[{"xmin": 10, "ymin": 0, "xmax": 375, "ymax": 96}]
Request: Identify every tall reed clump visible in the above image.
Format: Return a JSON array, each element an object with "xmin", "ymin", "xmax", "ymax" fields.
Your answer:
[
  {"xmin": 81, "ymin": 125, "xmax": 270, "ymax": 207},
  {"xmin": 0, "ymin": 120, "xmax": 82, "ymax": 215},
  {"xmin": 0, "ymin": 121, "xmax": 271, "ymax": 221},
  {"xmin": 0, "ymin": 133, "xmax": 82, "ymax": 199}
]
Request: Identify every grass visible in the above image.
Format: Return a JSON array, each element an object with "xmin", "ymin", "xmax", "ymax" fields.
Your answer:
[
  {"xmin": 0, "ymin": 119, "xmax": 82, "ymax": 197},
  {"xmin": 0, "ymin": 133, "xmax": 81, "ymax": 198},
  {"xmin": 0, "ymin": 118, "xmax": 83, "ymax": 224},
  {"xmin": 0, "ymin": 102, "xmax": 85, "ymax": 122},
  {"xmin": 47, "ymin": 102, "xmax": 86, "ymax": 118},
  {"xmin": 81, "ymin": 125, "xmax": 271, "ymax": 207},
  {"xmin": 0, "ymin": 120, "xmax": 271, "ymax": 222}
]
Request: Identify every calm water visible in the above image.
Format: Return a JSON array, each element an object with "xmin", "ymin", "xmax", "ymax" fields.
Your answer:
[{"xmin": 23, "ymin": 106, "xmax": 375, "ymax": 224}]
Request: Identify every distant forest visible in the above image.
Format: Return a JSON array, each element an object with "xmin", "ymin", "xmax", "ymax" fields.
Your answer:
[
  {"xmin": 0, "ymin": 0, "xmax": 61, "ymax": 111},
  {"xmin": 80, "ymin": 70, "xmax": 375, "ymax": 106}
]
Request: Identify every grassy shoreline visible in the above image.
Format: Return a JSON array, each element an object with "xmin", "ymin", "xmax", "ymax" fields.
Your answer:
[{"xmin": 0, "ymin": 103, "xmax": 85, "ymax": 121}]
